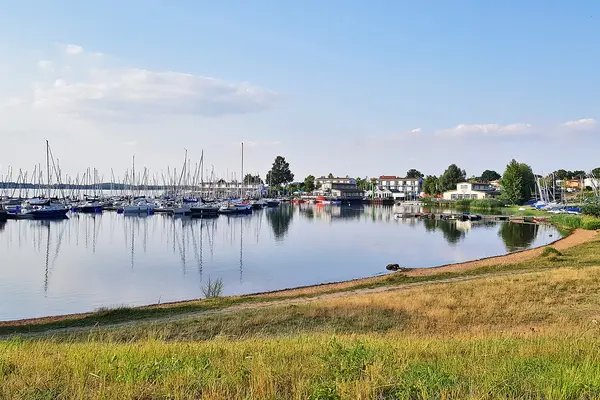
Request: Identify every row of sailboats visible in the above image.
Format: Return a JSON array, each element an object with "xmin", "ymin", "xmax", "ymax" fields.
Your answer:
[{"xmin": 0, "ymin": 142, "xmax": 281, "ymax": 220}]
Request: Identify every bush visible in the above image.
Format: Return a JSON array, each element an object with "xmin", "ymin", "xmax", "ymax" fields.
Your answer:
[
  {"xmin": 582, "ymin": 216, "xmax": 600, "ymax": 230},
  {"xmin": 582, "ymin": 200, "xmax": 600, "ymax": 218}
]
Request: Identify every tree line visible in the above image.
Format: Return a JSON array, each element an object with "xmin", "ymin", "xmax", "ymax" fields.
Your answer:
[{"xmin": 262, "ymin": 155, "xmax": 599, "ymax": 203}]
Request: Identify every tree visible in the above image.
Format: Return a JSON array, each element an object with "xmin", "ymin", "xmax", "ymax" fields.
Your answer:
[
  {"xmin": 303, "ymin": 175, "xmax": 315, "ymax": 192},
  {"xmin": 266, "ymin": 156, "xmax": 294, "ymax": 189},
  {"xmin": 501, "ymin": 159, "xmax": 536, "ymax": 205},
  {"xmin": 480, "ymin": 170, "xmax": 501, "ymax": 182},
  {"xmin": 356, "ymin": 177, "xmax": 371, "ymax": 191},
  {"xmin": 439, "ymin": 164, "xmax": 467, "ymax": 192},
  {"xmin": 327, "ymin": 173, "xmax": 334, "ymax": 179},
  {"xmin": 243, "ymin": 174, "xmax": 263, "ymax": 185},
  {"xmin": 570, "ymin": 170, "xmax": 586, "ymax": 179},
  {"xmin": 592, "ymin": 167, "xmax": 600, "ymax": 177},
  {"xmin": 553, "ymin": 169, "xmax": 569, "ymax": 180},
  {"xmin": 406, "ymin": 169, "xmax": 424, "ymax": 179},
  {"xmin": 422, "ymin": 175, "xmax": 440, "ymax": 196}
]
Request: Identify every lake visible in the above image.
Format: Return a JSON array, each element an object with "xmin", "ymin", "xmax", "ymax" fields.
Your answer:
[{"xmin": 0, "ymin": 204, "xmax": 561, "ymax": 321}]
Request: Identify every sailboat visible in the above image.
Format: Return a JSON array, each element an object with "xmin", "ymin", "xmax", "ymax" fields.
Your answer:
[{"xmin": 21, "ymin": 141, "xmax": 69, "ymax": 219}]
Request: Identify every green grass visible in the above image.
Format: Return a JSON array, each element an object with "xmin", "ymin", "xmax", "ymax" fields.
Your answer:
[{"xmin": 550, "ymin": 215, "xmax": 600, "ymax": 230}]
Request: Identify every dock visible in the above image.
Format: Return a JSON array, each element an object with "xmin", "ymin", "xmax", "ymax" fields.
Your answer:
[{"xmin": 394, "ymin": 213, "xmax": 550, "ymax": 224}]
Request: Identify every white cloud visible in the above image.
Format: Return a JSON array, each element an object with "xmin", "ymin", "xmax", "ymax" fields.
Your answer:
[
  {"xmin": 436, "ymin": 123, "xmax": 533, "ymax": 137},
  {"xmin": 65, "ymin": 44, "xmax": 84, "ymax": 55},
  {"xmin": 28, "ymin": 67, "xmax": 280, "ymax": 119},
  {"xmin": 37, "ymin": 60, "xmax": 53, "ymax": 69},
  {"xmin": 89, "ymin": 52, "xmax": 104, "ymax": 58},
  {"xmin": 562, "ymin": 118, "xmax": 596, "ymax": 129},
  {"xmin": 410, "ymin": 128, "xmax": 421, "ymax": 133}
]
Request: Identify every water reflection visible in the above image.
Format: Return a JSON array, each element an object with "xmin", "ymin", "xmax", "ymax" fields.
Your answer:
[
  {"xmin": 266, "ymin": 206, "xmax": 294, "ymax": 240},
  {"xmin": 498, "ymin": 222, "xmax": 539, "ymax": 252},
  {"xmin": 0, "ymin": 205, "xmax": 561, "ymax": 320}
]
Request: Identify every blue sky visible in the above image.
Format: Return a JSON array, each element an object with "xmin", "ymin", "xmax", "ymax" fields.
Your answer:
[{"xmin": 0, "ymin": 1, "xmax": 598, "ymax": 182}]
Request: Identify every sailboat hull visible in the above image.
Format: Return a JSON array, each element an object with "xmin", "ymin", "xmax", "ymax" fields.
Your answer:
[{"xmin": 30, "ymin": 209, "xmax": 69, "ymax": 219}]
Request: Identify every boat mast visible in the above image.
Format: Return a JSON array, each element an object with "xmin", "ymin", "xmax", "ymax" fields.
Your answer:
[
  {"xmin": 46, "ymin": 140, "xmax": 51, "ymax": 199},
  {"xmin": 241, "ymin": 142, "xmax": 244, "ymax": 199}
]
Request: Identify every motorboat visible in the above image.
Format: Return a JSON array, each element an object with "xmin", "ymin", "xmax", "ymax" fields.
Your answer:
[
  {"xmin": 75, "ymin": 198, "xmax": 103, "ymax": 213},
  {"xmin": 21, "ymin": 199, "xmax": 69, "ymax": 219},
  {"xmin": 123, "ymin": 198, "xmax": 155, "ymax": 214},
  {"xmin": 219, "ymin": 202, "xmax": 252, "ymax": 215}
]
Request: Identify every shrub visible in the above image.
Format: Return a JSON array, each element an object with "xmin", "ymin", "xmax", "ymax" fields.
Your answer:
[
  {"xmin": 201, "ymin": 277, "xmax": 224, "ymax": 298},
  {"xmin": 582, "ymin": 200, "xmax": 600, "ymax": 218},
  {"xmin": 582, "ymin": 216, "xmax": 600, "ymax": 230}
]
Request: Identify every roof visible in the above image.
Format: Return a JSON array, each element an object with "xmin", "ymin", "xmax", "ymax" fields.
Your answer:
[
  {"xmin": 378, "ymin": 176, "xmax": 420, "ymax": 181},
  {"xmin": 317, "ymin": 177, "xmax": 354, "ymax": 180}
]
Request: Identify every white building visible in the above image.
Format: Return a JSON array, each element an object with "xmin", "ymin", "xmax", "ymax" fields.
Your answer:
[
  {"xmin": 375, "ymin": 176, "xmax": 422, "ymax": 199},
  {"xmin": 314, "ymin": 176, "xmax": 363, "ymax": 200},
  {"xmin": 442, "ymin": 182, "xmax": 499, "ymax": 200}
]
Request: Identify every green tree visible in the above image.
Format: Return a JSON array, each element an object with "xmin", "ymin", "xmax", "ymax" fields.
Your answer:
[
  {"xmin": 266, "ymin": 156, "xmax": 294, "ymax": 189},
  {"xmin": 570, "ymin": 170, "xmax": 586, "ymax": 179},
  {"xmin": 327, "ymin": 173, "xmax": 334, "ymax": 179},
  {"xmin": 356, "ymin": 177, "xmax": 371, "ymax": 191},
  {"xmin": 243, "ymin": 174, "xmax": 263, "ymax": 185},
  {"xmin": 501, "ymin": 159, "xmax": 536, "ymax": 205},
  {"xmin": 439, "ymin": 164, "xmax": 467, "ymax": 192},
  {"xmin": 302, "ymin": 175, "xmax": 315, "ymax": 192},
  {"xmin": 480, "ymin": 170, "xmax": 501, "ymax": 182},
  {"xmin": 422, "ymin": 175, "xmax": 440, "ymax": 196},
  {"xmin": 553, "ymin": 169, "xmax": 569, "ymax": 180},
  {"xmin": 406, "ymin": 169, "xmax": 424, "ymax": 179},
  {"xmin": 592, "ymin": 167, "xmax": 600, "ymax": 177}
]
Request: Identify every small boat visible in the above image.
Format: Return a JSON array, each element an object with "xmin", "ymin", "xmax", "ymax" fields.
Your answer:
[
  {"xmin": 123, "ymin": 198, "xmax": 155, "ymax": 214},
  {"xmin": 190, "ymin": 203, "xmax": 220, "ymax": 218},
  {"xmin": 251, "ymin": 199, "xmax": 267, "ymax": 209},
  {"xmin": 265, "ymin": 199, "xmax": 280, "ymax": 208},
  {"xmin": 21, "ymin": 199, "xmax": 69, "ymax": 219},
  {"xmin": 219, "ymin": 202, "xmax": 252, "ymax": 215},
  {"xmin": 76, "ymin": 199, "xmax": 103, "ymax": 213}
]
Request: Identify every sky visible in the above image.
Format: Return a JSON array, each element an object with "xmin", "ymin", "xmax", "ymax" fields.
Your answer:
[{"xmin": 0, "ymin": 0, "xmax": 599, "ymax": 183}]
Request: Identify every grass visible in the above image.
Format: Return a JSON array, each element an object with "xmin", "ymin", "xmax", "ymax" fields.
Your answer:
[
  {"xmin": 550, "ymin": 214, "xmax": 600, "ymax": 230},
  {"xmin": 2, "ymin": 233, "xmax": 600, "ymax": 398}
]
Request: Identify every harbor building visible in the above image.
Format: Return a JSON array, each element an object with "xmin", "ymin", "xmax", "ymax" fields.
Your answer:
[
  {"xmin": 442, "ymin": 182, "xmax": 500, "ymax": 200},
  {"xmin": 373, "ymin": 176, "xmax": 422, "ymax": 200},
  {"xmin": 314, "ymin": 176, "xmax": 363, "ymax": 201}
]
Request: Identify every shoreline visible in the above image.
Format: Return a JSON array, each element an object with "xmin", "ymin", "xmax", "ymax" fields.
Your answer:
[{"xmin": 2, "ymin": 228, "xmax": 597, "ymax": 327}]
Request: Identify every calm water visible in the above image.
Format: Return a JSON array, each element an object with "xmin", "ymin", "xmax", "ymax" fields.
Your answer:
[{"xmin": 0, "ymin": 204, "xmax": 561, "ymax": 321}]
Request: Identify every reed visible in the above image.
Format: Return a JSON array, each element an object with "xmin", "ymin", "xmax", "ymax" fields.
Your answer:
[{"xmin": 550, "ymin": 214, "xmax": 600, "ymax": 230}]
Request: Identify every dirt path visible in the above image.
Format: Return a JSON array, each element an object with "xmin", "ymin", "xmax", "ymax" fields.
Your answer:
[{"xmin": 2, "ymin": 229, "xmax": 597, "ymax": 340}]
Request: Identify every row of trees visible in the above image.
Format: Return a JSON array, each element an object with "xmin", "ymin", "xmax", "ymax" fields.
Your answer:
[
  {"xmin": 263, "ymin": 155, "xmax": 597, "ymax": 204},
  {"xmin": 421, "ymin": 162, "xmax": 537, "ymax": 205}
]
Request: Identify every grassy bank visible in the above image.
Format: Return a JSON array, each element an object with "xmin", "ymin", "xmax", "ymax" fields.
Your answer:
[
  {"xmin": 1, "ymin": 233, "xmax": 600, "ymax": 398},
  {"xmin": 3, "ymin": 334, "xmax": 600, "ymax": 399},
  {"xmin": 550, "ymin": 214, "xmax": 600, "ymax": 230}
]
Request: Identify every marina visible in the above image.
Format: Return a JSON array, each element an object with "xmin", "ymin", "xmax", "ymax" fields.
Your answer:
[{"xmin": 0, "ymin": 203, "xmax": 561, "ymax": 321}]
